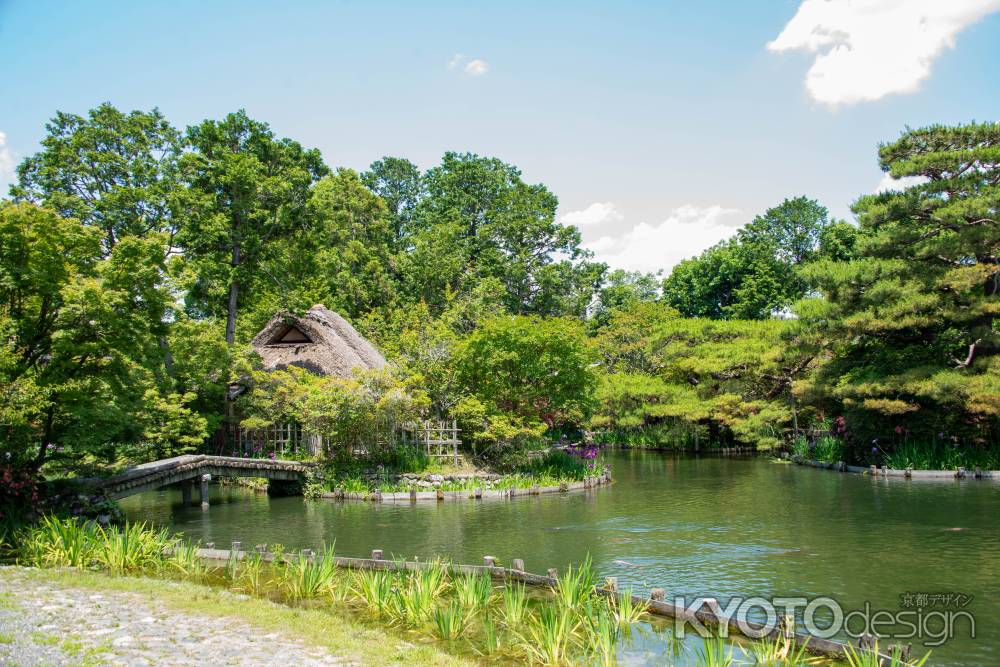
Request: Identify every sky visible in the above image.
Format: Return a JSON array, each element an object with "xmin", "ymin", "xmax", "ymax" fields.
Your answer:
[{"xmin": 1, "ymin": 0, "xmax": 998, "ymax": 275}]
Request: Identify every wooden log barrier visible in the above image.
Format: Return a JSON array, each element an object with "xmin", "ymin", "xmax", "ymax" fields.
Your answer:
[{"xmin": 178, "ymin": 543, "xmax": 894, "ymax": 662}]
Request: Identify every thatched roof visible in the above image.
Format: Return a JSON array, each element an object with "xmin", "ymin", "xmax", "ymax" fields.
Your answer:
[{"xmin": 251, "ymin": 305, "xmax": 386, "ymax": 378}]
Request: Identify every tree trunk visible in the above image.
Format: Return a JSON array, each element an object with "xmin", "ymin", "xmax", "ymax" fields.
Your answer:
[{"xmin": 226, "ymin": 243, "xmax": 241, "ymax": 346}]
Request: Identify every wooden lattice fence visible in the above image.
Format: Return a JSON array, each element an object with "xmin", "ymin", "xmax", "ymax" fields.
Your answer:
[{"xmin": 400, "ymin": 420, "xmax": 461, "ymax": 465}]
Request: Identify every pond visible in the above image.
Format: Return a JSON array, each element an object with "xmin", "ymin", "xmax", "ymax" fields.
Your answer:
[{"xmin": 121, "ymin": 450, "xmax": 1000, "ymax": 665}]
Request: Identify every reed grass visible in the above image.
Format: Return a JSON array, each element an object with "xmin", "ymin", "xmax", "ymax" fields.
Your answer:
[
  {"xmin": 552, "ymin": 553, "xmax": 597, "ymax": 611},
  {"xmin": 433, "ymin": 601, "xmax": 469, "ymax": 641},
  {"xmin": 283, "ymin": 545, "xmax": 337, "ymax": 600},
  {"xmin": 842, "ymin": 641, "xmax": 930, "ymax": 667},
  {"xmin": 501, "ymin": 581, "xmax": 529, "ymax": 627},
  {"xmin": 694, "ymin": 635, "xmax": 735, "ymax": 667},
  {"xmin": 520, "ymin": 605, "xmax": 581, "ymax": 665},
  {"xmin": 747, "ymin": 633, "xmax": 820, "ymax": 665}
]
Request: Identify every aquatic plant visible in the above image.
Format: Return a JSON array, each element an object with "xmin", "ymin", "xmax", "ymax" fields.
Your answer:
[
  {"xmin": 17, "ymin": 515, "xmax": 99, "ymax": 568},
  {"xmin": 608, "ymin": 589, "xmax": 647, "ymax": 630},
  {"xmin": 478, "ymin": 614, "xmax": 502, "ymax": 656},
  {"xmin": 501, "ymin": 581, "xmax": 529, "ymax": 627},
  {"xmin": 552, "ymin": 554, "xmax": 597, "ymax": 611},
  {"xmin": 585, "ymin": 606, "xmax": 620, "ymax": 667},
  {"xmin": 283, "ymin": 545, "xmax": 337, "ymax": 600},
  {"xmin": 694, "ymin": 635, "xmax": 734, "ymax": 667},
  {"xmin": 841, "ymin": 641, "xmax": 930, "ymax": 667},
  {"xmin": 520, "ymin": 605, "xmax": 581, "ymax": 665},
  {"xmin": 453, "ymin": 571, "xmax": 493, "ymax": 611},
  {"xmin": 239, "ymin": 551, "xmax": 267, "ymax": 596},
  {"xmin": 391, "ymin": 567, "xmax": 443, "ymax": 625},
  {"xmin": 432, "ymin": 601, "xmax": 469, "ymax": 641},
  {"xmin": 167, "ymin": 541, "xmax": 208, "ymax": 580},
  {"xmin": 95, "ymin": 522, "xmax": 171, "ymax": 574},
  {"xmin": 351, "ymin": 568, "xmax": 396, "ymax": 615},
  {"xmin": 747, "ymin": 633, "xmax": 819, "ymax": 665}
]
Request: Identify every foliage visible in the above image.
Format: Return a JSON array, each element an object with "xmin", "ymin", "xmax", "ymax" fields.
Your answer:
[
  {"xmin": 177, "ymin": 110, "xmax": 328, "ymax": 344},
  {"xmin": 11, "ymin": 103, "xmax": 185, "ymax": 255},
  {"xmin": 240, "ymin": 366, "xmax": 429, "ymax": 457},
  {"xmin": 663, "ymin": 197, "xmax": 840, "ymax": 320},
  {"xmin": 458, "ymin": 315, "xmax": 597, "ymax": 433},
  {"xmin": 796, "ymin": 122, "xmax": 1000, "ymax": 457}
]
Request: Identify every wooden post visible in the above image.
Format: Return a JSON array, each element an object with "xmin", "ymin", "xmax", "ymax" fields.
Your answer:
[
  {"xmin": 650, "ymin": 588, "xmax": 665, "ymax": 602},
  {"xmin": 181, "ymin": 480, "xmax": 193, "ymax": 507},
  {"xmin": 436, "ymin": 489, "xmax": 444, "ymax": 501},
  {"xmin": 512, "ymin": 558, "xmax": 525, "ymax": 571},
  {"xmin": 199, "ymin": 473, "xmax": 211, "ymax": 510},
  {"xmin": 410, "ymin": 489, "xmax": 417, "ymax": 503},
  {"xmin": 371, "ymin": 549, "xmax": 383, "ymax": 561}
]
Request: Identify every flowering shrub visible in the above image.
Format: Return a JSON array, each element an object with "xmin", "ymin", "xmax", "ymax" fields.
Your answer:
[{"xmin": 0, "ymin": 464, "xmax": 42, "ymax": 528}]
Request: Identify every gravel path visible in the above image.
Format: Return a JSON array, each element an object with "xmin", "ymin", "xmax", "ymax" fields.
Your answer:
[{"xmin": 0, "ymin": 567, "xmax": 349, "ymax": 666}]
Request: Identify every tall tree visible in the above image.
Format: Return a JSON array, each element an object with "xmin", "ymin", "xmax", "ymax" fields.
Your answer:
[
  {"xmin": 798, "ymin": 122, "xmax": 1000, "ymax": 450},
  {"xmin": 407, "ymin": 152, "xmax": 605, "ymax": 316},
  {"xmin": 0, "ymin": 203, "xmax": 201, "ymax": 468},
  {"xmin": 11, "ymin": 103, "xmax": 185, "ymax": 256},
  {"xmin": 178, "ymin": 111, "xmax": 328, "ymax": 344},
  {"xmin": 663, "ymin": 196, "xmax": 832, "ymax": 319},
  {"xmin": 739, "ymin": 196, "xmax": 830, "ymax": 265},
  {"xmin": 361, "ymin": 156, "xmax": 423, "ymax": 249}
]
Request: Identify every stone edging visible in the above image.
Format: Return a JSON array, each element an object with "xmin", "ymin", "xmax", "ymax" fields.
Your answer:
[
  {"xmin": 781, "ymin": 453, "xmax": 1000, "ymax": 481},
  {"xmin": 318, "ymin": 471, "xmax": 613, "ymax": 502}
]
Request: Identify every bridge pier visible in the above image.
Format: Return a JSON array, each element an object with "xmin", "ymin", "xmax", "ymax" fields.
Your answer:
[
  {"xmin": 181, "ymin": 480, "xmax": 193, "ymax": 507},
  {"xmin": 199, "ymin": 474, "xmax": 211, "ymax": 510}
]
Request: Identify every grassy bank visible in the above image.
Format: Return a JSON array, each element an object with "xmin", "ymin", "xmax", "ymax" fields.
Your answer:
[
  {"xmin": 792, "ymin": 435, "xmax": 1000, "ymax": 471},
  {"xmin": 7, "ymin": 566, "xmax": 469, "ymax": 667},
  {"xmin": 5, "ymin": 517, "xmax": 867, "ymax": 666}
]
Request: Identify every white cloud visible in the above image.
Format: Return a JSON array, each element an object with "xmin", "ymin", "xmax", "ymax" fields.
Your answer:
[
  {"xmin": 447, "ymin": 54, "xmax": 490, "ymax": 76},
  {"xmin": 464, "ymin": 58, "xmax": 489, "ymax": 76},
  {"xmin": 581, "ymin": 204, "xmax": 742, "ymax": 273},
  {"xmin": 767, "ymin": 0, "xmax": 1000, "ymax": 106},
  {"xmin": 559, "ymin": 202, "xmax": 624, "ymax": 227},
  {"xmin": 0, "ymin": 132, "xmax": 14, "ymax": 179},
  {"xmin": 874, "ymin": 172, "xmax": 929, "ymax": 193}
]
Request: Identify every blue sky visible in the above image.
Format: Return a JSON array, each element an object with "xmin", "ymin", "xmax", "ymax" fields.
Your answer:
[{"xmin": 1, "ymin": 0, "xmax": 998, "ymax": 273}]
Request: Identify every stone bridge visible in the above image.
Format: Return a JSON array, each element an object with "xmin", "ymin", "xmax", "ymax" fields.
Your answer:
[{"xmin": 97, "ymin": 455, "xmax": 314, "ymax": 508}]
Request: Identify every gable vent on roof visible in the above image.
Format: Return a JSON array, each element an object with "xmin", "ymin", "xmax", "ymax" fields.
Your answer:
[{"xmin": 269, "ymin": 325, "xmax": 312, "ymax": 345}]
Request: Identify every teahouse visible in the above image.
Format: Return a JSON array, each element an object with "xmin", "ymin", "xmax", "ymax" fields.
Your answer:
[{"xmin": 251, "ymin": 304, "xmax": 386, "ymax": 378}]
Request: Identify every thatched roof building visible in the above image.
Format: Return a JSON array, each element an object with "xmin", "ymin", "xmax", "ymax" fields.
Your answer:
[{"xmin": 251, "ymin": 304, "xmax": 386, "ymax": 378}]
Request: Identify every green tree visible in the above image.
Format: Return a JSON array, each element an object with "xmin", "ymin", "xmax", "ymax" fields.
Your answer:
[
  {"xmin": 11, "ymin": 103, "xmax": 185, "ymax": 255},
  {"xmin": 361, "ymin": 156, "xmax": 423, "ymax": 249},
  {"xmin": 178, "ymin": 110, "xmax": 328, "ymax": 344},
  {"xmin": 798, "ymin": 122, "xmax": 1000, "ymax": 451},
  {"xmin": 0, "ymin": 203, "xmax": 200, "ymax": 468},
  {"xmin": 457, "ymin": 315, "xmax": 597, "ymax": 431},
  {"xmin": 663, "ymin": 197, "xmax": 832, "ymax": 319},
  {"xmin": 739, "ymin": 196, "xmax": 830, "ymax": 265},
  {"xmin": 403, "ymin": 152, "xmax": 605, "ymax": 316}
]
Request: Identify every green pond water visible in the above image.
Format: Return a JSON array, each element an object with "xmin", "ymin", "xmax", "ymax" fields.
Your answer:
[{"xmin": 121, "ymin": 450, "xmax": 999, "ymax": 665}]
